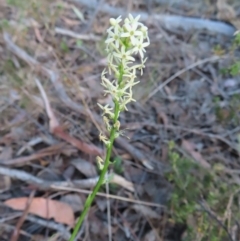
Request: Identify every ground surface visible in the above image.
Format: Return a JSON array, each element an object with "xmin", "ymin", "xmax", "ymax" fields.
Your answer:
[{"xmin": 1, "ymin": 0, "xmax": 240, "ymax": 240}]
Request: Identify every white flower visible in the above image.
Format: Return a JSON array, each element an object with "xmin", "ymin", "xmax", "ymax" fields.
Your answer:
[
  {"xmin": 130, "ymin": 57, "xmax": 147, "ymax": 75},
  {"xmin": 113, "ymin": 120, "xmax": 120, "ymax": 130},
  {"xmin": 139, "ymin": 24, "xmax": 149, "ymax": 40},
  {"xmin": 99, "ymin": 132, "xmax": 110, "ymax": 146},
  {"xmin": 107, "ymin": 52, "xmax": 114, "ymax": 66},
  {"xmin": 96, "ymin": 156, "xmax": 104, "ymax": 170},
  {"xmin": 121, "ymin": 22, "xmax": 142, "ymax": 45},
  {"xmin": 108, "ymin": 61, "xmax": 118, "ymax": 75},
  {"xmin": 109, "ymin": 16, "xmax": 122, "ymax": 27},
  {"xmin": 123, "ymin": 68, "xmax": 136, "ymax": 81},
  {"xmin": 133, "ymin": 38, "xmax": 149, "ymax": 59},
  {"xmin": 119, "ymin": 89, "xmax": 136, "ymax": 111},
  {"xmin": 124, "ymin": 14, "xmax": 140, "ymax": 26},
  {"xmin": 140, "ymin": 57, "xmax": 148, "ymax": 71},
  {"xmin": 113, "ymin": 46, "xmax": 135, "ymax": 63},
  {"xmin": 98, "ymin": 103, "xmax": 114, "ymax": 119},
  {"xmin": 101, "ymin": 77, "xmax": 119, "ymax": 96},
  {"xmin": 124, "ymin": 78, "xmax": 140, "ymax": 89},
  {"xmin": 103, "ymin": 116, "xmax": 111, "ymax": 131},
  {"xmin": 105, "ymin": 26, "xmax": 121, "ymax": 48}
]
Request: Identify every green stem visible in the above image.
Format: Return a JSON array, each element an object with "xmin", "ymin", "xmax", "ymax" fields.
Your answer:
[
  {"xmin": 118, "ymin": 63, "xmax": 124, "ymax": 86},
  {"xmin": 69, "ymin": 76, "xmax": 122, "ymax": 241}
]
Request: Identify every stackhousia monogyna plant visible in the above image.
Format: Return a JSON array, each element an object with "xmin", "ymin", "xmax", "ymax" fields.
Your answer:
[{"xmin": 69, "ymin": 14, "xmax": 149, "ymax": 241}]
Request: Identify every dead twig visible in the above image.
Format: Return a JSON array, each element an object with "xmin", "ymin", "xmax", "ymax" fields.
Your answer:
[
  {"xmin": 0, "ymin": 165, "xmax": 163, "ymax": 208},
  {"xmin": 199, "ymin": 201, "xmax": 234, "ymax": 241},
  {"xmin": 26, "ymin": 215, "xmax": 71, "ymax": 239},
  {"xmin": 10, "ymin": 191, "xmax": 35, "ymax": 241},
  {"xmin": 146, "ymin": 56, "xmax": 224, "ymax": 101},
  {"xmin": 71, "ymin": 0, "xmax": 236, "ymax": 36},
  {"xmin": 0, "ymin": 165, "xmax": 71, "ymax": 190},
  {"xmin": 55, "ymin": 27, "xmax": 101, "ymax": 41},
  {"xmin": 123, "ymin": 122, "xmax": 240, "ymax": 154},
  {"xmin": 0, "ymin": 223, "xmax": 32, "ymax": 240},
  {"xmin": 1, "ymin": 143, "xmax": 66, "ymax": 166},
  {"xmin": 0, "ymin": 165, "xmax": 133, "ymax": 191}
]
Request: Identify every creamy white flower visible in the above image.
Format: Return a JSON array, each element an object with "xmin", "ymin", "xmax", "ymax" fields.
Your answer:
[
  {"xmin": 113, "ymin": 46, "xmax": 135, "ymax": 63},
  {"xmin": 99, "ymin": 132, "xmax": 110, "ymax": 146},
  {"xmin": 130, "ymin": 57, "xmax": 148, "ymax": 75},
  {"xmin": 121, "ymin": 22, "xmax": 142, "ymax": 45},
  {"xmin": 124, "ymin": 14, "xmax": 140, "ymax": 26},
  {"xmin": 119, "ymin": 89, "xmax": 136, "ymax": 111},
  {"xmin": 133, "ymin": 38, "xmax": 149, "ymax": 59},
  {"xmin": 103, "ymin": 116, "xmax": 111, "ymax": 131},
  {"xmin": 96, "ymin": 156, "xmax": 104, "ymax": 170},
  {"xmin": 108, "ymin": 61, "xmax": 118, "ymax": 75},
  {"xmin": 109, "ymin": 16, "xmax": 122, "ymax": 27},
  {"xmin": 105, "ymin": 26, "xmax": 121, "ymax": 48},
  {"xmin": 123, "ymin": 71, "xmax": 136, "ymax": 82},
  {"xmin": 139, "ymin": 24, "xmax": 149, "ymax": 40},
  {"xmin": 101, "ymin": 77, "xmax": 118, "ymax": 95},
  {"xmin": 97, "ymin": 103, "xmax": 114, "ymax": 119}
]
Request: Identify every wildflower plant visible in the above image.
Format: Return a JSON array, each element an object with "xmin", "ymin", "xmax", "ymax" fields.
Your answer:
[{"xmin": 69, "ymin": 14, "xmax": 149, "ymax": 241}]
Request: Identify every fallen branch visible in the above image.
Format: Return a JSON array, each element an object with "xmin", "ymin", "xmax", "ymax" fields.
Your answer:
[
  {"xmin": 0, "ymin": 165, "xmax": 133, "ymax": 191},
  {"xmin": 0, "ymin": 165, "xmax": 71, "ymax": 190},
  {"xmin": 122, "ymin": 122, "xmax": 240, "ymax": 154},
  {"xmin": 1, "ymin": 143, "xmax": 66, "ymax": 166},
  {"xmin": 70, "ymin": 0, "xmax": 236, "ymax": 36},
  {"xmin": 146, "ymin": 55, "xmax": 223, "ymax": 101},
  {"xmin": 10, "ymin": 191, "xmax": 35, "ymax": 241},
  {"xmin": 55, "ymin": 27, "xmax": 100, "ymax": 41},
  {"xmin": 0, "ymin": 165, "xmax": 164, "ymax": 208}
]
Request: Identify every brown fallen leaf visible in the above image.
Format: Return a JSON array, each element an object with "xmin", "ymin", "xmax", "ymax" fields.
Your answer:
[
  {"xmin": 182, "ymin": 140, "xmax": 210, "ymax": 169},
  {"xmin": 4, "ymin": 197, "xmax": 75, "ymax": 227}
]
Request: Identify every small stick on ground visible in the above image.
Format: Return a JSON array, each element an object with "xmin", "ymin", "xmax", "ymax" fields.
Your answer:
[
  {"xmin": 1, "ymin": 142, "xmax": 66, "ymax": 166},
  {"xmin": 55, "ymin": 27, "xmax": 101, "ymax": 41},
  {"xmin": 26, "ymin": 215, "xmax": 71, "ymax": 239},
  {"xmin": 10, "ymin": 191, "xmax": 35, "ymax": 241},
  {"xmin": 0, "ymin": 166, "xmax": 134, "ymax": 191},
  {"xmin": 0, "ymin": 165, "xmax": 163, "ymax": 207}
]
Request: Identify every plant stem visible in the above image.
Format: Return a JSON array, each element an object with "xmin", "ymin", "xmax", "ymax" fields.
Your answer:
[{"xmin": 69, "ymin": 86, "xmax": 122, "ymax": 241}]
